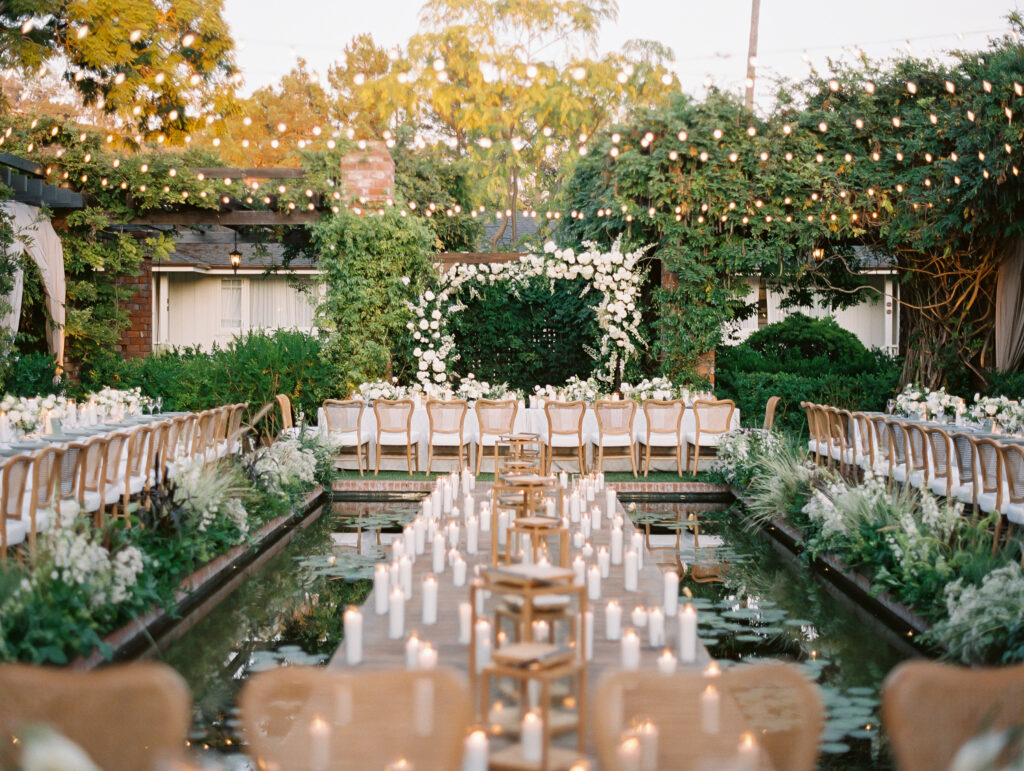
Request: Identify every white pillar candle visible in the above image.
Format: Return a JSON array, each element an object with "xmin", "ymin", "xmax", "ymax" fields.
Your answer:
[
  {"xmin": 427, "ymin": 516, "xmax": 437, "ymax": 544},
  {"xmin": 631, "ymin": 605, "xmax": 648, "ymax": 628},
  {"xmin": 701, "ymin": 684, "xmax": 720, "ymax": 733},
  {"xmin": 374, "ymin": 564, "xmax": 389, "ymax": 615},
  {"xmin": 611, "ymin": 527, "xmax": 624, "ymax": 565},
  {"xmin": 466, "ymin": 515, "xmax": 479, "ymax": 554},
  {"xmin": 648, "ymin": 607, "xmax": 665, "ymax": 647},
  {"xmin": 521, "ymin": 711, "xmax": 543, "ymax": 763},
  {"xmin": 572, "ymin": 556, "xmax": 586, "ymax": 586},
  {"xmin": 587, "ymin": 565, "xmax": 601, "ymax": 600},
  {"xmin": 532, "ymin": 619, "xmax": 550, "ymax": 642},
  {"xmin": 583, "ymin": 609, "xmax": 594, "ymax": 661},
  {"xmin": 621, "ymin": 628, "xmax": 640, "ymax": 670},
  {"xmin": 309, "ymin": 716, "xmax": 330, "ymax": 771},
  {"xmin": 663, "ymin": 570, "xmax": 679, "ymax": 618},
  {"xmin": 448, "ymin": 546, "xmax": 460, "ymax": 568},
  {"xmin": 422, "ymin": 497, "xmax": 432, "ymax": 519},
  {"xmin": 453, "ymin": 556, "xmax": 467, "ymax": 587},
  {"xmin": 451, "ymin": 506, "xmax": 461, "ymax": 524},
  {"xmin": 443, "ymin": 481, "xmax": 453, "ymax": 513},
  {"xmin": 736, "ymin": 732, "xmax": 758, "ymax": 771},
  {"xmin": 417, "ymin": 643, "xmax": 438, "ymax": 670},
  {"xmin": 458, "ymin": 602, "xmax": 473, "ymax": 644},
  {"xmin": 474, "ymin": 619, "xmax": 491, "ymax": 672},
  {"xmin": 464, "ymin": 493, "xmax": 474, "ymax": 519},
  {"xmin": 572, "ymin": 530, "xmax": 585, "ymax": 549},
  {"xmin": 618, "ymin": 737, "xmax": 640, "ymax": 771},
  {"xmin": 657, "ymin": 648, "xmax": 678, "ymax": 675},
  {"xmin": 405, "ymin": 633, "xmax": 421, "ymax": 669},
  {"xmin": 545, "ymin": 497, "xmax": 556, "ymax": 518},
  {"xmin": 606, "ymin": 600, "xmax": 622, "ymax": 640},
  {"xmin": 474, "ymin": 585, "xmax": 487, "ymax": 617},
  {"xmin": 559, "ymin": 470, "xmax": 568, "ymax": 488},
  {"xmin": 422, "ymin": 575, "xmax": 438, "ymax": 625},
  {"xmin": 580, "ymin": 512, "xmax": 591, "ymax": 540},
  {"xmin": 598, "ymin": 547, "xmax": 610, "ymax": 578},
  {"xmin": 448, "ymin": 521, "xmax": 460, "ymax": 548},
  {"xmin": 389, "ymin": 561, "xmax": 400, "ymax": 587},
  {"xmin": 343, "ymin": 606, "xmax": 363, "ymax": 665},
  {"xmin": 497, "ymin": 510, "xmax": 509, "ymax": 546},
  {"xmin": 403, "ymin": 526, "xmax": 415, "ymax": 560},
  {"xmin": 597, "ymin": 472, "xmax": 605, "ymax": 491},
  {"xmin": 624, "ymin": 547, "xmax": 638, "ymax": 591},
  {"xmin": 414, "ymin": 517, "xmax": 426, "ymax": 555},
  {"xmin": 400, "ymin": 555, "xmax": 413, "ymax": 599},
  {"xmin": 606, "ymin": 488, "xmax": 617, "ymax": 519},
  {"xmin": 585, "ymin": 479, "xmax": 595, "ymax": 503},
  {"xmin": 0, "ymin": 412, "xmax": 9, "ymax": 442},
  {"xmin": 432, "ymin": 535, "xmax": 446, "ymax": 574},
  {"xmin": 392, "ymin": 539, "xmax": 404, "ymax": 563},
  {"xmin": 637, "ymin": 720, "xmax": 659, "ymax": 771},
  {"xmin": 631, "ymin": 531, "xmax": 644, "ymax": 569},
  {"xmin": 388, "ymin": 586, "xmax": 405, "ymax": 639},
  {"xmin": 462, "ymin": 729, "xmax": 489, "ymax": 771},
  {"xmin": 462, "ymin": 472, "xmax": 471, "ymax": 495},
  {"xmin": 591, "ymin": 504, "xmax": 603, "ymax": 532},
  {"xmin": 679, "ymin": 604, "xmax": 698, "ymax": 663},
  {"xmin": 582, "ymin": 542, "xmax": 594, "ymax": 559},
  {"xmin": 479, "ymin": 503, "xmax": 491, "ymax": 532},
  {"xmin": 569, "ymin": 492, "xmax": 581, "ymax": 522}
]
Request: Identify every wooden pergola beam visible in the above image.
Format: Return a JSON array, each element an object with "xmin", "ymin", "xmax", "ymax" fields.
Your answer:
[
  {"xmin": 128, "ymin": 209, "xmax": 320, "ymax": 226},
  {"xmin": 190, "ymin": 167, "xmax": 306, "ymax": 179}
]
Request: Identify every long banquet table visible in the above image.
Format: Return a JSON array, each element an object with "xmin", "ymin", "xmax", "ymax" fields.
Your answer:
[{"xmin": 318, "ymin": 403, "xmax": 741, "ymax": 473}]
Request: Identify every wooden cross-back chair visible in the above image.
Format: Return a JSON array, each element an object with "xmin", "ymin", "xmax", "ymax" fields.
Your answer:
[
  {"xmin": 882, "ymin": 660, "xmax": 1024, "ymax": 771},
  {"xmin": 0, "ymin": 662, "xmax": 191, "ymax": 771},
  {"xmin": 425, "ymin": 398, "xmax": 471, "ymax": 474},
  {"xmin": 543, "ymin": 399, "xmax": 587, "ymax": 474},
  {"xmin": 373, "ymin": 398, "xmax": 420, "ymax": 475},
  {"xmin": 323, "ymin": 398, "xmax": 371, "ymax": 475},
  {"xmin": 593, "ymin": 399, "xmax": 638, "ymax": 477},
  {"xmin": 241, "ymin": 667, "xmax": 471, "ymax": 771},
  {"xmin": 474, "ymin": 398, "xmax": 518, "ymax": 474},
  {"xmin": 638, "ymin": 398, "xmax": 686, "ymax": 477},
  {"xmin": 593, "ymin": 662, "xmax": 823, "ymax": 771},
  {"xmin": 685, "ymin": 398, "xmax": 735, "ymax": 474}
]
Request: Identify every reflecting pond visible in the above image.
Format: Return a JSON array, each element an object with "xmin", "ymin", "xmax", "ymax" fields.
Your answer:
[
  {"xmin": 160, "ymin": 494, "xmax": 907, "ymax": 769},
  {"xmin": 628, "ymin": 496, "xmax": 908, "ymax": 770}
]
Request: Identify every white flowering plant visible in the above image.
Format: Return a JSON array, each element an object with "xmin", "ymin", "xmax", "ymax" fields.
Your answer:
[
  {"xmin": 969, "ymin": 394, "xmax": 1024, "ymax": 433},
  {"xmin": 407, "ymin": 237, "xmax": 649, "ymax": 387},
  {"xmin": 892, "ymin": 384, "xmax": 964, "ymax": 420},
  {"xmin": 717, "ymin": 428, "xmax": 783, "ymax": 488}
]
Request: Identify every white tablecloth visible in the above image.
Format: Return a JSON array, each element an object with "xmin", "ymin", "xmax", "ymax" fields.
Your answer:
[{"xmin": 319, "ymin": 403, "xmax": 740, "ymax": 473}]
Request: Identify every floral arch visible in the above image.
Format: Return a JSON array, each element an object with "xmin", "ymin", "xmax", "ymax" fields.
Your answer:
[{"xmin": 407, "ymin": 238, "xmax": 650, "ymax": 387}]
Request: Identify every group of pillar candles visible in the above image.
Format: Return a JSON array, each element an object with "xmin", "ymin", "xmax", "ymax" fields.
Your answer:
[{"xmin": 338, "ymin": 467, "xmax": 761, "ymax": 771}]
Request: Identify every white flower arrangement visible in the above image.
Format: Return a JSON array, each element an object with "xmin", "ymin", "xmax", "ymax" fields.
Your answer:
[
  {"xmin": 38, "ymin": 520, "xmax": 145, "ymax": 606},
  {"xmin": 968, "ymin": 394, "xmax": 1024, "ymax": 432},
  {"xmin": 892, "ymin": 384, "xmax": 964, "ymax": 420},
  {"xmin": 408, "ymin": 237, "xmax": 650, "ymax": 387},
  {"xmin": 620, "ymin": 377, "xmax": 688, "ymax": 403},
  {"xmin": 354, "ymin": 380, "xmax": 410, "ymax": 401}
]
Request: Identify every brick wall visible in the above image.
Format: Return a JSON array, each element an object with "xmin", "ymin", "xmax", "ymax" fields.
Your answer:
[
  {"xmin": 115, "ymin": 258, "xmax": 152, "ymax": 358},
  {"xmin": 339, "ymin": 141, "xmax": 394, "ymax": 202}
]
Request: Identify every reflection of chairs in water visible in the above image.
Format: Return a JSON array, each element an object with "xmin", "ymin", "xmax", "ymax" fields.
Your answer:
[
  {"xmin": 642, "ymin": 506, "xmax": 685, "ymax": 573},
  {"xmin": 689, "ymin": 511, "xmax": 729, "ymax": 583},
  {"xmin": 331, "ymin": 507, "xmax": 403, "ymax": 555}
]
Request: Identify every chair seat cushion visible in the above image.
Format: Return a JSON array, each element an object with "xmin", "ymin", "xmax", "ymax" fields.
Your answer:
[
  {"xmin": 1, "ymin": 518, "xmax": 27, "ymax": 546},
  {"xmin": 328, "ymin": 428, "xmax": 374, "ymax": 447},
  {"xmin": 929, "ymin": 477, "xmax": 961, "ymax": 499},
  {"xmin": 595, "ymin": 434, "xmax": 634, "ymax": 448},
  {"xmin": 81, "ymin": 490, "xmax": 103, "ymax": 513},
  {"xmin": 1007, "ymin": 501, "xmax": 1024, "ymax": 525},
  {"xmin": 548, "ymin": 433, "xmax": 583, "ymax": 448},
  {"xmin": 956, "ymin": 482, "xmax": 975, "ymax": 505},
  {"xmin": 641, "ymin": 432, "xmax": 681, "ymax": 447},
  {"xmin": 976, "ymin": 491, "xmax": 1002, "ymax": 514},
  {"xmin": 429, "ymin": 431, "xmax": 469, "ymax": 447},
  {"xmin": 379, "ymin": 429, "xmax": 422, "ymax": 445},
  {"xmin": 478, "ymin": 432, "xmax": 508, "ymax": 448},
  {"xmin": 683, "ymin": 431, "xmax": 728, "ymax": 447}
]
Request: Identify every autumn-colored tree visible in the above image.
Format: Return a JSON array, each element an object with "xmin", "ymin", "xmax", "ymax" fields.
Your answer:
[{"xmin": 1, "ymin": 0, "xmax": 237, "ymax": 139}]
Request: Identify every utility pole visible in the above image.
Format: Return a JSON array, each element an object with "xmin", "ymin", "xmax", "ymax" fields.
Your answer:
[{"xmin": 744, "ymin": 0, "xmax": 761, "ymax": 112}]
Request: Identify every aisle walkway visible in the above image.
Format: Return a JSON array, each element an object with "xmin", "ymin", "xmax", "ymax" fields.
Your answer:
[{"xmin": 328, "ymin": 483, "xmax": 711, "ymax": 762}]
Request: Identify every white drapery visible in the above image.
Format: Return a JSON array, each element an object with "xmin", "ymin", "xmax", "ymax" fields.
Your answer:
[
  {"xmin": 0, "ymin": 201, "xmax": 66, "ymax": 366},
  {"xmin": 995, "ymin": 240, "xmax": 1024, "ymax": 372}
]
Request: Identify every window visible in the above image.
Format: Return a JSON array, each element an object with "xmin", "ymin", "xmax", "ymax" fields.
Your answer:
[
  {"xmin": 248, "ymin": 278, "xmax": 318, "ymax": 330},
  {"xmin": 220, "ymin": 279, "xmax": 242, "ymax": 329}
]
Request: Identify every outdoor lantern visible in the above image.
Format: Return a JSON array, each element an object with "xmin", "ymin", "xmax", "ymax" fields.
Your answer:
[
  {"xmin": 812, "ymin": 248, "xmax": 825, "ymax": 261},
  {"xmin": 229, "ymin": 232, "xmax": 242, "ymax": 274}
]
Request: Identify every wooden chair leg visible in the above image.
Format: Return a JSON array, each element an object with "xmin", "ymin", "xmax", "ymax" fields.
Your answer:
[
  {"xmin": 410, "ymin": 443, "xmax": 416, "ymax": 476},
  {"xmin": 692, "ymin": 444, "xmax": 701, "ymax": 475},
  {"xmin": 630, "ymin": 443, "xmax": 638, "ymax": 478},
  {"xmin": 476, "ymin": 444, "xmax": 483, "ymax": 475},
  {"xmin": 426, "ymin": 443, "xmax": 434, "ymax": 476}
]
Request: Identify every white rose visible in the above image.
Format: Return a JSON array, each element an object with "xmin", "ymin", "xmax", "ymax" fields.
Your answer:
[
  {"xmin": 419, "ymin": 319, "xmax": 429, "ymax": 330},
  {"xmin": 401, "ymin": 276, "xmax": 411, "ymax": 286},
  {"xmin": 431, "ymin": 359, "xmax": 445, "ymax": 373},
  {"xmin": 431, "ymin": 309, "xmax": 441, "ymax": 320},
  {"xmin": 429, "ymin": 320, "xmax": 439, "ymax": 330},
  {"xmin": 413, "ymin": 347, "xmax": 422, "ymax": 357},
  {"xmin": 423, "ymin": 350, "xmax": 435, "ymax": 362},
  {"xmin": 424, "ymin": 290, "xmax": 436, "ymax": 301},
  {"xmin": 986, "ymin": 403, "xmax": 998, "ymax": 416}
]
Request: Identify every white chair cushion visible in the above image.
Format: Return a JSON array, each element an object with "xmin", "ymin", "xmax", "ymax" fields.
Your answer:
[
  {"xmin": 683, "ymin": 431, "xmax": 728, "ymax": 447},
  {"xmin": 956, "ymin": 482, "xmax": 975, "ymax": 505},
  {"xmin": 1006, "ymin": 501, "xmax": 1024, "ymax": 525},
  {"xmin": 596, "ymin": 434, "xmax": 634, "ymax": 448},
  {"xmin": 976, "ymin": 491, "xmax": 1001, "ymax": 514},
  {"xmin": 379, "ymin": 429, "xmax": 422, "ymax": 445},
  {"xmin": 430, "ymin": 431, "xmax": 468, "ymax": 447},
  {"xmin": 929, "ymin": 477, "xmax": 961, "ymax": 499},
  {"xmin": 20, "ymin": 507, "xmax": 54, "ymax": 532},
  {"xmin": 548, "ymin": 434, "xmax": 583, "ymax": 448},
  {"xmin": 103, "ymin": 482, "xmax": 125, "ymax": 505},
  {"xmin": 129, "ymin": 474, "xmax": 147, "ymax": 495},
  {"xmin": 891, "ymin": 464, "xmax": 909, "ymax": 483},
  {"xmin": 478, "ymin": 431, "xmax": 507, "ymax": 448},
  {"xmin": 1, "ymin": 518, "xmax": 27, "ymax": 546},
  {"xmin": 328, "ymin": 428, "xmax": 373, "ymax": 447},
  {"xmin": 81, "ymin": 490, "xmax": 103, "ymax": 513},
  {"xmin": 642, "ymin": 432, "xmax": 681, "ymax": 447},
  {"xmin": 58, "ymin": 498, "xmax": 81, "ymax": 519}
]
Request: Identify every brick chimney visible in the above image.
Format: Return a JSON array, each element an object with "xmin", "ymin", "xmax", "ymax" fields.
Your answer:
[{"xmin": 339, "ymin": 141, "xmax": 394, "ymax": 202}]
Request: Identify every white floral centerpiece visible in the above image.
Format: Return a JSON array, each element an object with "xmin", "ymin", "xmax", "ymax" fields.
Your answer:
[
  {"xmin": 407, "ymin": 237, "xmax": 649, "ymax": 387},
  {"xmin": 969, "ymin": 394, "xmax": 1024, "ymax": 433},
  {"xmin": 560, "ymin": 375, "xmax": 605, "ymax": 403},
  {"xmin": 354, "ymin": 379, "xmax": 410, "ymax": 402},
  {"xmin": 893, "ymin": 384, "xmax": 963, "ymax": 420},
  {"xmin": 620, "ymin": 377, "xmax": 685, "ymax": 402},
  {"xmin": 90, "ymin": 386, "xmax": 143, "ymax": 418}
]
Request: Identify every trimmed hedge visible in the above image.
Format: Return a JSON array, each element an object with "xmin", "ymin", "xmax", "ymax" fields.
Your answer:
[{"xmin": 716, "ymin": 314, "xmax": 901, "ymax": 433}]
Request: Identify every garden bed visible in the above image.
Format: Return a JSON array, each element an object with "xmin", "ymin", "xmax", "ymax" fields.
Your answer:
[
  {"xmin": 733, "ymin": 487, "xmax": 933, "ymax": 642},
  {"xmin": 74, "ymin": 487, "xmax": 328, "ymax": 670}
]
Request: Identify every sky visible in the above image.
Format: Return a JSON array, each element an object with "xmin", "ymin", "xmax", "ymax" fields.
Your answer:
[{"xmin": 223, "ymin": 0, "xmax": 1023, "ymax": 112}]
